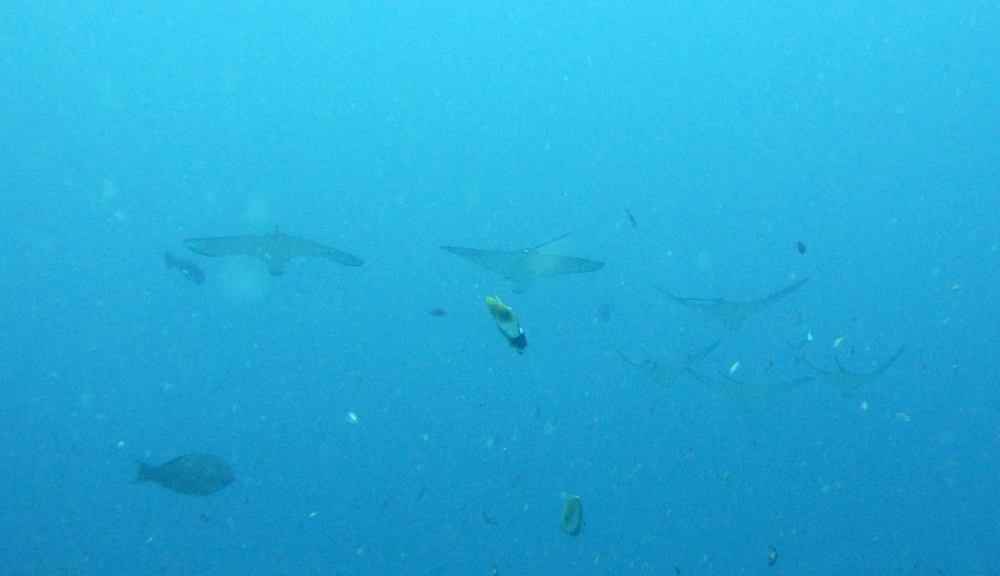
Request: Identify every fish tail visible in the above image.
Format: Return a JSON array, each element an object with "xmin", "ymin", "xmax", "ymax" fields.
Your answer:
[
  {"xmin": 164, "ymin": 251, "xmax": 176, "ymax": 269},
  {"xmin": 133, "ymin": 460, "xmax": 155, "ymax": 484}
]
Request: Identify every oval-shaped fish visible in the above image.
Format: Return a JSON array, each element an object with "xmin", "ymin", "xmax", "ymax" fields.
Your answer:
[
  {"xmin": 485, "ymin": 296, "xmax": 527, "ymax": 353},
  {"xmin": 164, "ymin": 251, "xmax": 206, "ymax": 284},
  {"xmin": 133, "ymin": 453, "xmax": 235, "ymax": 495},
  {"xmin": 561, "ymin": 494, "xmax": 583, "ymax": 536}
]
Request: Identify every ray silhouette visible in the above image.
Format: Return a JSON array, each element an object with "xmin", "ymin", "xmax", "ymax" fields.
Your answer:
[
  {"xmin": 652, "ymin": 278, "xmax": 810, "ymax": 330},
  {"xmin": 164, "ymin": 251, "xmax": 205, "ymax": 284},
  {"xmin": 441, "ymin": 233, "xmax": 603, "ymax": 293},
  {"xmin": 184, "ymin": 227, "xmax": 363, "ymax": 275},
  {"xmin": 806, "ymin": 345, "xmax": 905, "ymax": 397},
  {"xmin": 613, "ymin": 339, "xmax": 721, "ymax": 388},
  {"xmin": 685, "ymin": 368, "xmax": 814, "ymax": 412}
]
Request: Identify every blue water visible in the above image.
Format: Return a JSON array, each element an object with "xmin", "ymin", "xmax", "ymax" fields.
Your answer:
[{"xmin": 2, "ymin": 1, "xmax": 998, "ymax": 574}]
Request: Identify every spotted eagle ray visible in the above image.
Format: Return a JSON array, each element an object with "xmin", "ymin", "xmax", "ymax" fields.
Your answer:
[
  {"xmin": 685, "ymin": 368, "xmax": 814, "ymax": 412},
  {"xmin": 613, "ymin": 339, "xmax": 721, "ymax": 388},
  {"xmin": 652, "ymin": 278, "xmax": 809, "ymax": 330},
  {"xmin": 806, "ymin": 345, "xmax": 905, "ymax": 397},
  {"xmin": 183, "ymin": 227, "xmax": 363, "ymax": 276},
  {"xmin": 441, "ymin": 233, "xmax": 604, "ymax": 293}
]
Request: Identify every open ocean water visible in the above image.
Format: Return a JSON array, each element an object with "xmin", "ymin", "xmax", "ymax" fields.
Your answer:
[{"xmin": 1, "ymin": 1, "xmax": 998, "ymax": 574}]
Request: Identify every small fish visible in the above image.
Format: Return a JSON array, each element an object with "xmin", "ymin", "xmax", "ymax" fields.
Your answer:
[
  {"xmin": 626, "ymin": 210, "xmax": 638, "ymax": 229},
  {"xmin": 485, "ymin": 296, "xmax": 527, "ymax": 353},
  {"xmin": 797, "ymin": 241, "xmax": 807, "ymax": 254},
  {"xmin": 133, "ymin": 453, "xmax": 234, "ymax": 495},
  {"xmin": 429, "ymin": 307, "xmax": 448, "ymax": 318},
  {"xmin": 164, "ymin": 251, "xmax": 206, "ymax": 284},
  {"xmin": 561, "ymin": 494, "xmax": 583, "ymax": 536},
  {"xmin": 768, "ymin": 547, "xmax": 778, "ymax": 566}
]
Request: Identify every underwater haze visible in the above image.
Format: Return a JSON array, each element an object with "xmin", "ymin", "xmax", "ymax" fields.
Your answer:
[{"xmin": 1, "ymin": 0, "xmax": 999, "ymax": 574}]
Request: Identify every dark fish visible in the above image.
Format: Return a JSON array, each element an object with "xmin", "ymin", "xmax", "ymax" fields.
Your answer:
[
  {"xmin": 797, "ymin": 241, "xmax": 807, "ymax": 254},
  {"xmin": 133, "ymin": 453, "xmax": 235, "ymax": 495},
  {"xmin": 561, "ymin": 494, "xmax": 583, "ymax": 536},
  {"xmin": 429, "ymin": 307, "xmax": 448, "ymax": 318},
  {"xmin": 626, "ymin": 210, "xmax": 637, "ymax": 228},
  {"xmin": 184, "ymin": 226, "xmax": 363, "ymax": 276},
  {"xmin": 165, "ymin": 251, "xmax": 205, "ymax": 284},
  {"xmin": 598, "ymin": 303, "xmax": 614, "ymax": 322}
]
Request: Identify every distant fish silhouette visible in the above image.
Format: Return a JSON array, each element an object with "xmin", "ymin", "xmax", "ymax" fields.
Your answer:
[
  {"xmin": 184, "ymin": 227, "xmax": 363, "ymax": 276},
  {"xmin": 442, "ymin": 233, "xmax": 603, "ymax": 293},
  {"xmin": 598, "ymin": 302, "xmax": 614, "ymax": 322},
  {"xmin": 133, "ymin": 453, "xmax": 234, "ymax": 495},
  {"xmin": 652, "ymin": 278, "xmax": 809, "ymax": 330},
  {"xmin": 164, "ymin": 251, "xmax": 205, "ymax": 284},
  {"xmin": 806, "ymin": 345, "xmax": 905, "ymax": 397}
]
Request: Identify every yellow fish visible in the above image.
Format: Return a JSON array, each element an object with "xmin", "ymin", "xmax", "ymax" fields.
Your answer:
[{"xmin": 485, "ymin": 296, "xmax": 527, "ymax": 353}]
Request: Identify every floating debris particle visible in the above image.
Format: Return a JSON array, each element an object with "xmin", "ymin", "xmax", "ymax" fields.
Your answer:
[{"xmin": 429, "ymin": 307, "xmax": 448, "ymax": 318}]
